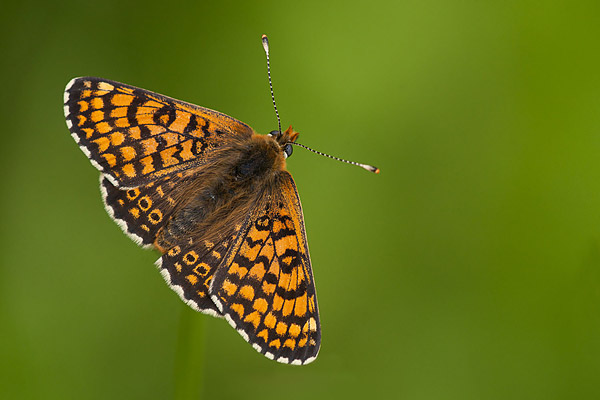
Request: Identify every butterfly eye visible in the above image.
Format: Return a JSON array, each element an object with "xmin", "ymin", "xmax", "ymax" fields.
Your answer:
[
  {"xmin": 283, "ymin": 144, "xmax": 293, "ymax": 158},
  {"xmin": 268, "ymin": 130, "xmax": 280, "ymax": 137}
]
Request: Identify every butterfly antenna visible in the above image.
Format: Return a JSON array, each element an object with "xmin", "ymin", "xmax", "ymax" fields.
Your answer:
[
  {"xmin": 289, "ymin": 142, "xmax": 380, "ymax": 174},
  {"xmin": 262, "ymin": 34, "xmax": 282, "ymax": 135},
  {"xmin": 262, "ymin": 35, "xmax": 379, "ymax": 175}
]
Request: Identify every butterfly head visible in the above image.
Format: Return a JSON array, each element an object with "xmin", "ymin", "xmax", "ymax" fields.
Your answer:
[{"xmin": 268, "ymin": 125, "xmax": 299, "ymax": 159}]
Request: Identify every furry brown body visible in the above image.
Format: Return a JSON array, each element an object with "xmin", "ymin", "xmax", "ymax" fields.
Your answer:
[{"xmin": 155, "ymin": 132, "xmax": 291, "ymax": 253}]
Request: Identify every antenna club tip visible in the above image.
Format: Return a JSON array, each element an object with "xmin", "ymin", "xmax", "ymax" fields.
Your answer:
[
  {"xmin": 261, "ymin": 34, "xmax": 268, "ymax": 40},
  {"xmin": 262, "ymin": 35, "xmax": 269, "ymax": 53},
  {"xmin": 360, "ymin": 164, "xmax": 380, "ymax": 174}
]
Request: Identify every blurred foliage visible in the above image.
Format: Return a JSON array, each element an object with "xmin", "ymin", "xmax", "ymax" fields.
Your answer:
[{"xmin": 1, "ymin": 0, "xmax": 600, "ymax": 399}]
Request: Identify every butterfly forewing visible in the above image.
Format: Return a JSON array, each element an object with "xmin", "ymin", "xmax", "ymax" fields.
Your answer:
[
  {"xmin": 64, "ymin": 77, "xmax": 254, "ymax": 188},
  {"xmin": 210, "ymin": 172, "xmax": 320, "ymax": 365}
]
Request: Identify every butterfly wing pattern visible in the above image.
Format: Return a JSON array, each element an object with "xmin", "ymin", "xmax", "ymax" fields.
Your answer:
[
  {"xmin": 64, "ymin": 77, "xmax": 254, "ymax": 188},
  {"xmin": 210, "ymin": 172, "xmax": 320, "ymax": 364},
  {"xmin": 64, "ymin": 77, "xmax": 320, "ymax": 364}
]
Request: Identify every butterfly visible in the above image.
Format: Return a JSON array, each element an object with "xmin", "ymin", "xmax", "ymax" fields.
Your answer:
[{"xmin": 63, "ymin": 37, "xmax": 378, "ymax": 366}]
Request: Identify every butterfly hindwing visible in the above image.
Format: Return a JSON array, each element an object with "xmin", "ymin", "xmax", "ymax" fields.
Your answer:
[
  {"xmin": 64, "ymin": 77, "xmax": 255, "ymax": 188},
  {"xmin": 156, "ymin": 238, "xmax": 237, "ymax": 317},
  {"xmin": 100, "ymin": 172, "xmax": 185, "ymax": 248},
  {"xmin": 210, "ymin": 172, "xmax": 320, "ymax": 365}
]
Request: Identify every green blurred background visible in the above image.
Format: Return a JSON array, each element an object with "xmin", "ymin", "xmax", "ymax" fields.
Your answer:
[{"xmin": 2, "ymin": 1, "xmax": 600, "ymax": 399}]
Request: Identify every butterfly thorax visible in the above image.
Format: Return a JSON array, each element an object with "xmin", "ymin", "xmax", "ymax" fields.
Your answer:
[{"xmin": 233, "ymin": 134, "xmax": 287, "ymax": 180}]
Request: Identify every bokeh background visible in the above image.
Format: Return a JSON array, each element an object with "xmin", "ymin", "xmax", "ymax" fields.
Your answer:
[{"xmin": 2, "ymin": 1, "xmax": 600, "ymax": 399}]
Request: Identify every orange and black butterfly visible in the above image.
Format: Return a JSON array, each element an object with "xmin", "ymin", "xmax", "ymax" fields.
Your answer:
[{"xmin": 63, "ymin": 36, "xmax": 378, "ymax": 365}]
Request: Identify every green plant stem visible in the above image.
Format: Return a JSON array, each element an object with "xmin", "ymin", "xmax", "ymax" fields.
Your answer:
[{"xmin": 174, "ymin": 306, "xmax": 205, "ymax": 400}]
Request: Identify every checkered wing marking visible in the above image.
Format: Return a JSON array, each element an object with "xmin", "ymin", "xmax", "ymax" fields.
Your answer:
[
  {"xmin": 156, "ymin": 236, "xmax": 240, "ymax": 317},
  {"xmin": 64, "ymin": 77, "xmax": 254, "ymax": 188},
  {"xmin": 100, "ymin": 172, "xmax": 184, "ymax": 248},
  {"xmin": 210, "ymin": 172, "xmax": 320, "ymax": 365}
]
